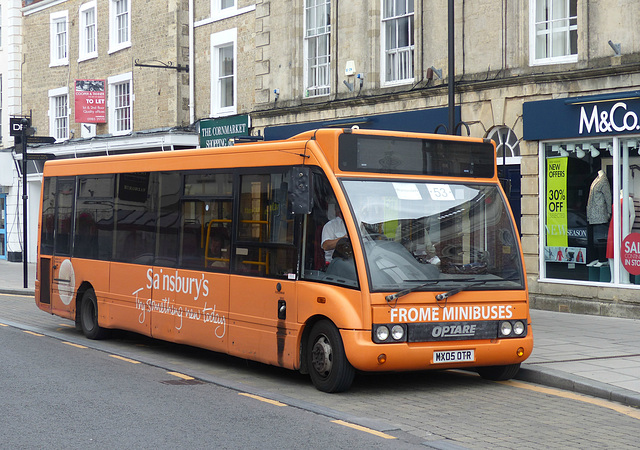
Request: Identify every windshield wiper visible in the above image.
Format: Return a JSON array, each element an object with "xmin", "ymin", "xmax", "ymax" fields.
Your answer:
[
  {"xmin": 435, "ymin": 278, "xmax": 520, "ymax": 301},
  {"xmin": 435, "ymin": 281, "xmax": 487, "ymax": 301},
  {"xmin": 384, "ymin": 278, "xmax": 475, "ymax": 303},
  {"xmin": 385, "ymin": 281, "xmax": 439, "ymax": 303}
]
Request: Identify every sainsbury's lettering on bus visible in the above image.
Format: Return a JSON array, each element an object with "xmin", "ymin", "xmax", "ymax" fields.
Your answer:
[{"xmin": 146, "ymin": 268, "xmax": 209, "ymax": 301}]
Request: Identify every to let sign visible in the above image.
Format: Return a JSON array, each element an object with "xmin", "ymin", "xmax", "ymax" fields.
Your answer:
[
  {"xmin": 622, "ymin": 233, "xmax": 640, "ymax": 275},
  {"xmin": 75, "ymin": 79, "xmax": 106, "ymax": 123}
]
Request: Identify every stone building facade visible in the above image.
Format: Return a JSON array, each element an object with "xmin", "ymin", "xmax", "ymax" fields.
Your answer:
[
  {"xmin": 197, "ymin": 0, "xmax": 640, "ymax": 318},
  {"xmin": 7, "ymin": 0, "xmax": 640, "ymax": 317}
]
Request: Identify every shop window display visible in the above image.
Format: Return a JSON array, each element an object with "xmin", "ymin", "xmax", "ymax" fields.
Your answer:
[{"xmin": 544, "ymin": 138, "xmax": 640, "ymax": 284}]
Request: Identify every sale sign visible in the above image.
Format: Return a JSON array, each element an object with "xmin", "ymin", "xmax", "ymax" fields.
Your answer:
[
  {"xmin": 546, "ymin": 157, "xmax": 568, "ymax": 247},
  {"xmin": 622, "ymin": 233, "xmax": 640, "ymax": 275},
  {"xmin": 75, "ymin": 80, "xmax": 106, "ymax": 123}
]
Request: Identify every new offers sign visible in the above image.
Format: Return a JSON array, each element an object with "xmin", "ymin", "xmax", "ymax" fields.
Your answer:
[{"xmin": 199, "ymin": 115, "xmax": 250, "ymax": 148}]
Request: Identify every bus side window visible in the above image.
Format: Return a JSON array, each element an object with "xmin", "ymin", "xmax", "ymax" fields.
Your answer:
[
  {"xmin": 114, "ymin": 172, "xmax": 156, "ymax": 265},
  {"xmin": 54, "ymin": 178, "xmax": 76, "ymax": 256},
  {"xmin": 180, "ymin": 172, "xmax": 233, "ymax": 271},
  {"xmin": 235, "ymin": 172, "xmax": 297, "ymax": 278},
  {"xmin": 40, "ymin": 177, "xmax": 56, "ymax": 256},
  {"xmin": 301, "ymin": 171, "xmax": 358, "ymax": 288},
  {"xmin": 74, "ymin": 175, "xmax": 114, "ymax": 261}
]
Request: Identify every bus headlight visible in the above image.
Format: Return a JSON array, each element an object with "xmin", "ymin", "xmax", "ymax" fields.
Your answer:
[
  {"xmin": 375, "ymin": 326, "xmax": 390, "ymax": 342},
  {"xmin": 373, "ymin": 324, "xmax": 407, "ymax": 343},
  {"xmin": 499, "ymin": 321, "xmax": 512, "ymax": 337},
  {"xmin": 391, "ymin": 325, "xmax": 404, "ymax": 341},
  {"xmin": 513, "ymin": 321, "xmax": 525, "ymax": 336},
  {"xmin": 498, "ymin": 320, "xmax": 527, "ymax": 338}
]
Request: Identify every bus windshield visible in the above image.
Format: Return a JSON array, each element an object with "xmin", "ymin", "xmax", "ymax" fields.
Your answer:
[{"xmin": 342, "ymin": 179, "xmax": 524, "ymax": 293}]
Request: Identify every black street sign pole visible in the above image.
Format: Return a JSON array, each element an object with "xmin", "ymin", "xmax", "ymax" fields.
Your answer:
[{"xmin": 21, "ymin": 118, "xmax": 29, "ymax": 289}]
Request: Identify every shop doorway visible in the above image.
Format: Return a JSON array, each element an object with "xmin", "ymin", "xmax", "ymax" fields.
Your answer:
[{"xmin": 488, "ymin": 126, "xmax": 522, "ymax": 235}]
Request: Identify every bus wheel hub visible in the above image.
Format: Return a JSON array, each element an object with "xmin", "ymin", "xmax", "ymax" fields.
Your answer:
[{"xmin": 311, "ymin": 336, "xmax": 333, "ymax": 375}]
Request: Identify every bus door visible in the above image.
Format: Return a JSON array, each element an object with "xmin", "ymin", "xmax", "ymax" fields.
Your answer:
[
  {"xmin": 228, "ymin": 172, "xmax": 299, "ymax": 368},
  {"xmin": 151, "ymin": 193, "xmax": 233, "ymax": 353},
  {"xmin": 50, "ymin": 177, "xmax": 76, "ymax": 320}
]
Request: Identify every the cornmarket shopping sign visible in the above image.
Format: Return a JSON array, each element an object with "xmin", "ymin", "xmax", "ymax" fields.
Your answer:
[
  {"xmin": 523, "ymin": 91, "xmax": 640, "ymax": 140},
  {"xmin": 199, "ymin": 115, "xmax": 250, "ymax": 148}
]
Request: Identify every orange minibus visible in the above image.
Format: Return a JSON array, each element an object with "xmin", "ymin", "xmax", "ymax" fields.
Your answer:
[{"xmin": 36, "ymin": 128, "xmax": 532, "ymax": 392}]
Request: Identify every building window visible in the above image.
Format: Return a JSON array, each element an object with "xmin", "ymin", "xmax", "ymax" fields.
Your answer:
[
  {"xmin": 210, "ymin": 29, "xmax": 237, "ymax": 117},
  {"xmin": 381, "ymin": 0, "xmax": 414, "ymax": 85},
  {"xmin": 108, "ymin": 72, "xmax": 132, "ymax": 135},
  {"xmin": 79, "ymin": 2, "xmax": 98, "ymax": 61},
  {"xmin": 304, "ymin": 0, "xmax": 330, "ymax": 97},
  {"xmin": 541, "ymin": 137, "xmax": 640, "ymax": 286},
  {"xmin": 214, "ymin": 0, "xmax": 235, "ymax": 13},
  {"xmin": 50, "ymin": 11, "xmax": 69, "ymax": 67},
  {"xmin": 530, "ymin": 0, "xmax": 577, "ymax": 65},
  {"xmin": 49, "ymin": 87, "xmax": 69, "ymax": 141},
  {"xmin": 109, "ymin": 0, "xmax": 130, "ymax": 53}
]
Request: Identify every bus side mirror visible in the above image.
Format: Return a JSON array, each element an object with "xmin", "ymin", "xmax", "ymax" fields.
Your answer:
[{"xmin": 289, "ymin": 166, "xmax": 313, "ymax": 214}]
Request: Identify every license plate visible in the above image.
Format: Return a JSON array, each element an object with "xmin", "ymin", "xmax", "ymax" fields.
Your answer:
[{"xmin": 433, "ymin": 350, "xmax": 475, "ymax": 364}]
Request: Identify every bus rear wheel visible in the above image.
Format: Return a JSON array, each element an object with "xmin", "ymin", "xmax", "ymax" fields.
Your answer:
[
  {"xmin": 80, "ymin": 288, "xmax": 108, "ymax": 340},
  {"xmin": 307, "ymin": 320, "xmax": 355, "ymax": 393},
  {"xmin": 477, "ymin": 363, "xmax": 521, "ymax": 381}
]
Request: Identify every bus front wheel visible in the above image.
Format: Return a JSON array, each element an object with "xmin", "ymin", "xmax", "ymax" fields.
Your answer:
[
  {"xmin": 307, "ymin": 320, "xmax": 355, "ymax": 393},
  {"xmin": 80, "ymin": 288, "xmax": 108, "ymax": 340},
  {"xmin": 477, "ymin": 363, "xmax": 521, "ymax": 381}
]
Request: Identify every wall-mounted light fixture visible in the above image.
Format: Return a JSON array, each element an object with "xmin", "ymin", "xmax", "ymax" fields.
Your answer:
[
  {"xmin": 608, "ymin": 40, "xmax": 621, "ymax": 56},
  {"xmin": 427, "ymin": 66, "xmax": 442, "ymax": 80},
  {"xmin": 576, "ymin": 146, "xmax": 586, "ymax": 158},
  {"xmin": 590, "ymin": 145, "xmax": 601, "ymax": 158},
  {"xmin": 273, "ymin": 88, "xmax": 280, "ymax": 101}
]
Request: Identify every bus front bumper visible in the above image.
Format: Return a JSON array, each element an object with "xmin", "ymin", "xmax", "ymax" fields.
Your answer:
[{"xmin": 340, "ymin": 328, "xmax": 533, "ymax": 372}]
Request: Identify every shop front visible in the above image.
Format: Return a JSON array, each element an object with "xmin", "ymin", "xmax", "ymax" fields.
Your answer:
[{"xmin": 524, "ymin": 92, "xmax": 640, "ymax": 305}]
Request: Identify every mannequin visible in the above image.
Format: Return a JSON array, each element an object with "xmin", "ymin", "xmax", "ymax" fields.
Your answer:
[
  {"xmin": 607, "ymin": 191, "xmax": 635, "ymax": 283},
  {"xmin": 586, "ymin": 169, "xmax": 612, "ymax": 265}
]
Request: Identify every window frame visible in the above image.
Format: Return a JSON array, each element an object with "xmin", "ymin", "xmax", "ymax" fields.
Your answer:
[
  {"xmin": 79, "ymin": 1, "xmax": 98, "ymax": 62},
  {"xmin": 210, "ymin": 28, "xmax": 237, "ymax": 117},
  {"xmin": 48, "ymin": 86, "xmax": 69, "ymax": 142},
  {"xmin": 109, "ymin": 0, "xmax": 131, "ymax": 54},
  {"xmin": 108, "ymin": 72, "xmax": 133, "ymax": 135},
  {"xmin": 529, "ymin": 0, "xmax": 578, "ymax": 66},
  {"xmin": 303, "ymin": 0, "xmax": 331, "ymax": 98},
  {"xmin": 50, "ymin": 10, "xmax": 69, "ymax": 67},
  {"xmin": 380, "ymin": 0, "xmax": 414, "ymax": 86}
]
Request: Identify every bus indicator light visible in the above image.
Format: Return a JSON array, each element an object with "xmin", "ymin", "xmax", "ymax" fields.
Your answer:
[{"xmin": 377, "ymin": 354, "xmax": 387, "ymax": 364}]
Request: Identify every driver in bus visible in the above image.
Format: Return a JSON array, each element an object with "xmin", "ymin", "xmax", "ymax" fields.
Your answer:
[{"xmin": 321, "ymin": 205, "xmax": 347, "ymax": 263}]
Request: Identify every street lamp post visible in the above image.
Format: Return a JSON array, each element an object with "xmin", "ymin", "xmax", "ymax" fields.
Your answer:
[{"xmin": 20, "ymin": 118, "xmax": 29, "ymax": 289}]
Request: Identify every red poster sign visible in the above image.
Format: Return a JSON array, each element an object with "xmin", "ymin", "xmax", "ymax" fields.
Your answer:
[
  {"xmin": 622, "ymin": 233, "xmax": 640, "ymax": 275},
  {"xmin": 75, "ymin": 79, "xmax": 106, "ymax": 123}
]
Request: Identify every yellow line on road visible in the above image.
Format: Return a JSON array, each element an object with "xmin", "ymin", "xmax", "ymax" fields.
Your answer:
[
  {"xmin": 23, "ymin": 330, "xmax": 44, "ymax": 337},
  {"xmin": 58, "ymin": 323, "xmax": 75, "ymax": 328},
  {"xmin": 0, "ymin": 293, "xmax": 32, "ymax": 298},
  {"xmin": 0, "ymin": 323, "xmax": 8, "ymax": 327},
  {"xmin": 109, "ymin": 354, "xmax": 140, "ymax": 364},
  {"xmin": 62, "ymin": 341, "xmax": 88, "ymax": 349},
  {"xmin": 239, "ymin": 392, "xmax": 287, "ymax": 407},
  {"xmin": 331, "ymin": 420, "xmax": 397, "ymax": 440},
  {"xmin": 168, "ymin": 371, "xmax": 194, "ymax": 381},
  {"xmin": 500, "ymin": 380, "xmax": 640, "ymax": 420}
]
